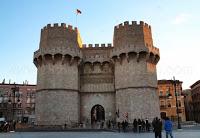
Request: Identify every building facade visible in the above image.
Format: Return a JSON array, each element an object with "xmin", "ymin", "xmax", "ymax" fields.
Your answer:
[
  {"xmin": 33, "ymin": 21, "xmax": 160, "ymax": 126},
  {"xmin": 0, "ymin": 83, "xmax": 36, "ymax": 123},
  {"xmin": 158, "ymin": 80, "xmax": 186, "ymax": 122},
  {"xmin": 182, "ymin": 89, "xmax": 194, "ymax": 121},
  {"xmin": 190, "ymin": 80, "xmax": 200, "ymax": 123}
]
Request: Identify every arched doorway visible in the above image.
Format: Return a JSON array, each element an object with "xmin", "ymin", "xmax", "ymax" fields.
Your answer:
[
  {"xmin": 91, "ymin": 104, "xmax": 105, "ymax": 124},
  {"xmin": 160, "ymin": 112, "xmax": 167, "ymax": 119}
]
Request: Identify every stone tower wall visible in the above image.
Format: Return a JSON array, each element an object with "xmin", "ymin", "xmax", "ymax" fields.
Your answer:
[
  {"xmin": 113, "ymin": 21, "xmax": 160, "ymax": 122},
  {"xmin": 33, "ymin": 23, "xmax": 81, "ymax": 125}
]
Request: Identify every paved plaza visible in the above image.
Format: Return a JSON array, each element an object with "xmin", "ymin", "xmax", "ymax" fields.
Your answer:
[{"xmin": 1, "ymin": 129, "xmax": 200, "ymax": 138}]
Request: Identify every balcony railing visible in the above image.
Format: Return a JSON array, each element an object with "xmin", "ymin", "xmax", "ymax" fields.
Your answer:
[
  {"xmin": 159, "ymin": 96, "xmax": 168, "ymax": 99},
  {"xmin": 160, "ymin": 105, "xmax": 167, "ymax": 109},
  {"xmin": 159, "ymin": 94, "xmax": 173, "ymax": 99},
  {"xmin": 178, "ymin": 108, "xmax": 182, "ymax": 113}
]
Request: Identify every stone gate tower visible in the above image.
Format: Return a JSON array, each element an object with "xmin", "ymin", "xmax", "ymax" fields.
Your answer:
[
  {"xmin": 33, "ymin": 21, "xmax": 160, "ymax": 126},
  {"xmin": 112, "ymin": 21, "xmax": 160, "ymax": 120},
  {"xmin": 33, "ymin": 24, "xmax": 81, "ymax": 125}
]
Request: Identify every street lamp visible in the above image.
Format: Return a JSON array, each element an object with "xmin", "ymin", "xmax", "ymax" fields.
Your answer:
[
  {"xmin": 8, "ymin": 84, "xmax": 20, "ymax": 121},
  {"xmin": 173, "ymin": 76, "xmax": 181, "ymax": 129}
]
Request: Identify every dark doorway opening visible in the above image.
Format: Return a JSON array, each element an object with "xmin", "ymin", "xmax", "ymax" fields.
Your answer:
[
  {"xmin": 91, "ymin": 104, "xmax": 105, "ymax": 124},
  {"xmin": 160, "ymin": 112, "xmax": 167, "ymax": 119}
]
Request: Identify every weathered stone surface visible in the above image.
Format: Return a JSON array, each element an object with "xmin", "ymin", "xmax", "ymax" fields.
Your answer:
[
  {"xmin": 116, "ymin": 88, "xmax": 160, "ymax": 122},
  {"xmin": 35, "ymin": 90, "xmax": 79, "ymax": 125},
  {"xmin": 80, "ymin": 92, "xmax": 115, "ymax": 122},
  {"xmin": 33, "ymin": 21, "xmax": 160, "ymax": 126}
]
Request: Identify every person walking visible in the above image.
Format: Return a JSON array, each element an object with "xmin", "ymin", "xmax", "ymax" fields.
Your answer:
[
  {"xmin": 164, "ymin": 117, "xmax": 173, "ymax": 138},
  {"xmin": 152, "ymin": 117, "xmax": 162, "ymax": 138},
  {"xmin": 145, "ymin": 118, "xmax": 150, "ymax": 132},
  {"xmin": 117, "ymin": 122, "xmax": 121, "ymax": 132},
  {"xmin": 133, "ymin": 119, "xmax": 138, "ymax": 132},
  {"xmin": 141, "ymin": 119, "xmax": 145, "ymax": 132},
  {"xmin": 138, "ymin": 119, "xmax": 142, "ymax": 133}
]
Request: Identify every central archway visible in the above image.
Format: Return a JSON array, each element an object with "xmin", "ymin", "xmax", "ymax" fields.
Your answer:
[{"xmin": 91, "ymin": 104, "xmax": 105, "ymax": 124}]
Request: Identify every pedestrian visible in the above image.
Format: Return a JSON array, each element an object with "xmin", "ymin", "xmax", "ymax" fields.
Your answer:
[
  {"xmin": 152, "ymin": 117, "xmax": 162, "ymax": 138},
  {"xmin": 145, "ymin": 118, "xmax": 150, "ymax": 132},
  {"xmin": 164, "ymin": 117, "xmax": 174, "ymax": 138},
  {"xmin": 111, "ymin": 120, "xmax": 115, "ymax": 129},
  {"xmin": 125, "ymin": 120, "xmax": 128, "ymax": 132},
  {"xmin": 107, "ymin": 120, "xmax": 111, "ymax": 129},
  {"xmin": 64, "ymin": 122, "xmax": 67, "ymax": 129},
  {"xmin": 133, "ymin": 118, "xmax": 138, "ymax": 132},
  {"xmin": 13, "ymin": 120, "xmax": 16, "ymax": 131},
  {"xmin": 117, "ymin": 122, "xmax": 121, "ymax": 132},
  {"xmin": 100, "ymin": 121, "xmax": 104, "ymax": 129},
  {"xmin": 141, "ymin": 119, "xmax": 145, "ymax": 132},
  {"xmin": 138, "ymin": 119, "xmax": 142, "ymax": 133},
  {"xmin": 122, "ymin": 121, "xmax": 126, "ymax": 132}
]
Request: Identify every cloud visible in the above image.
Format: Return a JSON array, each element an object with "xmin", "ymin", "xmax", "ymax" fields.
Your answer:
[{"xmin": 171, "ymin": 13, "xmax": 190, "ymax": 25}]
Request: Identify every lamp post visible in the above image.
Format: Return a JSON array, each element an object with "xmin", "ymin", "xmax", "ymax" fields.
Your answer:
[
  {"xmin": 8, "ymin": 84, "xmax": 20, "ymax": 122},
  {"xmin": 173, "ymin": 76, "xmax": 181, "ymax": 129},
  {"xmin": 0, "ymin": 94, "xmax": 4, "ymax": 118}
]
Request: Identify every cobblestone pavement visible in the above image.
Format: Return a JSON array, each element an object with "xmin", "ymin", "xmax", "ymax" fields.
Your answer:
[{"xmin": 1, "ymin": 130, "xmax": 200, "ymax": 138}]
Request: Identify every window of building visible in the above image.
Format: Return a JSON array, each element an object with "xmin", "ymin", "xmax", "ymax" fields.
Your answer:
[
  {"xmin": 178, "ymin": 100, "xmax": 181, "ymax": 107},
  {"xmin": 0, "ymin": 112, "xmax": 3, "ymax": 118},
  {"xmin": 18, "ymin": 103, "xmax": 22, "ymax": 108},
  {"xmin": 13, "ymin": 103, "xmax": 16, "ymax": 108},
  {"xmin": 166, "ymin": 86, "xmax": 172, "ymax": 96},
  {"xmin": 167, "ymin": 101, "xmax": 171, "ymax": 107},
  {"xmin": 19, "ymin": 92, "xmax": 23, "ymax": 97},
  {"xmin": 161, "ymin": 101, "xmax": 165, "ymax": 106},
  {"xmin": 17, "ymin": 110, "xmax": 22, "ymax": 115},
  {"xmin": 13, "ymin": 110, "xmax": 17, "ymax": 116},
  {"xmin": 166, "ymin": 91, "xmax": 169, "ymax": 96},
  {"xmin": 3, "ymin": 103, "xmax": 7, "ymax": 108},
  {"xmin": 31, "ymin": 110, "xmax": 35, "ymax": 115},
  {"xmin": 30, "ymin": 92, "xmax": 35, "ymax": 98},
  {"xmin": 160, "ymin": 91, "xmax": 163, "ymax": 96},
  {"xmin": 24, "ymin": 110, "xmax": 28, "ymax": 114},
  {"xmin": 27, "ymin": 92, "xmax": 31, "ymax": 97}
]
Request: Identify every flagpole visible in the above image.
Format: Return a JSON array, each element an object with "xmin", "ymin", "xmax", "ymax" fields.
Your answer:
[
  {"xmin": 76, "ymin": 9, "xmax": 81, "ymax": 28},
  {"xmin": 76, "ymin": 13, "xmax": 77, "ymax": 27}
]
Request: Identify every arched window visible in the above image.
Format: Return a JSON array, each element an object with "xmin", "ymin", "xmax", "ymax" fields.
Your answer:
[
  {"xmin": 178, "ymin": 100, "xmax": 181, "ymax": 107},
  {"xmin": 167, "ymin": 101, "xmax": 171, "ymax": 107}
]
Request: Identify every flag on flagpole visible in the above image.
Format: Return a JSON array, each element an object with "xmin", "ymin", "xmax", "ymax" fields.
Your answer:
[
  {"xmin": 75, "ymin": 8, "xmax": 82, "ymax": 48},
  {"xmin": 76, "ymin": 9, "xmax": 82, "ymax": 15}
]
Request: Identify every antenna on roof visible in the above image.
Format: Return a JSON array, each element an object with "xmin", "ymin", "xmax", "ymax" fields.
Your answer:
[{"xmin": 2, "ymin": 79, "xmax": 5, "ymax": 84}]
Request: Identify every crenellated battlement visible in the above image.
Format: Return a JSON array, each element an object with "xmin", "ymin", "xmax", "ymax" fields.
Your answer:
[
  {"xmin": 114, "ymin": 21, "xmax": 151, "ymax": 30},
  {"xmin": 82, "ymin": 43, "xmax": 113, "ymax": 48},
  {"xmin": 40, "ymin": 23, "xmax": 81, "ymax": 49},
  {"xmin": 114, "ymin": 21, "xmax": 153, "ymax": 48},
  {"xmin": 148, "ymin": 45, "xmax": 160, "ymax": 55},
  {"xmin": 42, "ymin": 23, "xmax": 78, "ymax": 32}
]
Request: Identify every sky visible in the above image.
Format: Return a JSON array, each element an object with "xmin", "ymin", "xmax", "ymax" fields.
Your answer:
[{"xmin": 0, "ymin": 0, "xmax": 200, "ymax": 89}]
